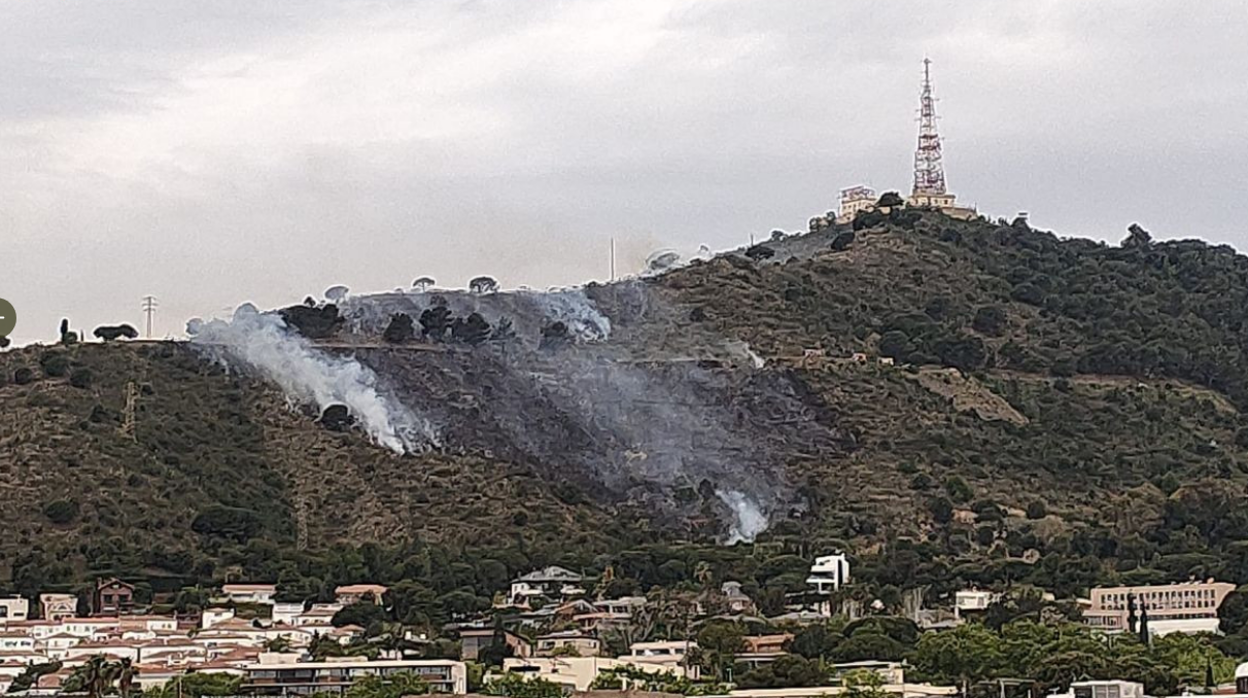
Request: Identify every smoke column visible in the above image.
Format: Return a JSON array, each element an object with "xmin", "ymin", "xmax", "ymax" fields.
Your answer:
[
  {"xmin": 717, "ymin": 489, "xmax": 768, "ymax": 544},
  {"xmin": 190, "ymin": 306, "xmax": 435, "ymax": 454}
]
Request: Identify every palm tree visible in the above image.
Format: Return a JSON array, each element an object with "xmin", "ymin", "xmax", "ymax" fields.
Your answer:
[
  {"xmin": 65, "ymin": 656, "xmax": 115, "ymax": 698},
  {"xmin": 115, "ymin": 658, "xmax": 136, "ymax": 698}
]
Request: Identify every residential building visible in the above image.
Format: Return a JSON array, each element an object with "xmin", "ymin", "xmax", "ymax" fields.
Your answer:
[
  {"xmin": 1236, "ymin": 660, "xmax": 1248, "ymax": 693},
  {"xmin": 807, "ymin": 553, "xmax": 851, "ymax": 594},
  {"xmin": 1081, "ymin": 581, "xmax": 1234, "ymax": 635},
  {"xmin": 625, "ymin": 640, "xmax": 696, "ymax": 673},
  {"xmin": 835, "ymin": 186, "xmax": 878, "ymax": 224},
  {"xmin": 40, "ymin": 594, "xmax": 78, "ymax": 621},
  {"xmin": 721, "ymin": 582, "xmax": 757, "ymax": 615},
  {"xmin": 92, "ymin": 579, "xmax": 135, "ymax": 617},
  {"xmin": 954, "ymin": 590, "xmax": 999, "ymax": 619},
  {"xmin": 335, "ymin": 585, "xmax": 388, "ymax": 606},
  {"xmin": 1047, "ymin": 679, "xmax": 1148, "ymax": 698},
  {"xmin": 0, "ymin": 598, "xmax": 29, "ymax": 624},
  {"xmin": 534, "ymin": 631, "xmax": 600, "ymax": 657},
  {"xmin": 506, "ymin": 567, "xmax": 584, "ymax": 607},
  {"xmin": 240, "ymin": 658, "xmax": 467, "ymax": 695},
  {"xmin": 503, "ymin": 656, "xmax": 698, "ymax": 692},
  {"xmin": 202, "ymin": 608, "xmax": 237, "ymax": 629},
  {"xmin": 737, "ymin": 634, "xmax": 793, "ymax": 671},
  {"xmin": 831, "ymin": 660, "xmax": 907, "ymax": 686},
  {"xmin": 222, "ymin": 584, "xmax": 278, "ymax": 606},
  {"xmin": 459, "ymin": 628, "xmax": 532, "ymax": 662},
  {"xmin": 272, "ymin": 602, "xmax": 304, "ymax": 626}
]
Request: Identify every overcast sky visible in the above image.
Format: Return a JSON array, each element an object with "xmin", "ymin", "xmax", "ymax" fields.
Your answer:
[{"xmin": 2, "ymin": 0, "xmax": 1246, "ymax": 343}]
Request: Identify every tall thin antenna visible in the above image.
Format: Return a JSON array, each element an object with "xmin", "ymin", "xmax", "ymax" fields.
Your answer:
[
  {"xmin": 141, "ymin": 295, "xmax": 158, "ymax": 338},
  {"xmin": 912, "ymin": 57, "xmax": 947, "ymax": 196},
  {"xmin": 610, "ymin": 237, "xmax": 616, "ymax": 282}
]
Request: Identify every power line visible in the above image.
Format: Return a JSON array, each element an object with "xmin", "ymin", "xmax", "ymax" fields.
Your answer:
[{"xmin": 141, "ymin": 295, "xmax": 158, "ymax": 339}]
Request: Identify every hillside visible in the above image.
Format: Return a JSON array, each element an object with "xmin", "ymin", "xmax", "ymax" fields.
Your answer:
[{"xmin": 4, "ymin": 208, "xmax": 1248, "ymax": 609}]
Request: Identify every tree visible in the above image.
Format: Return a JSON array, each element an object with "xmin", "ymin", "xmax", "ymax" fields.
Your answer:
[
  {"xmin": 69, "ymin": 368, "xmax": 93, "ymax": 389},
  {"xmin": 382, "ymin": 314, "xmax": 415, "ymax": 344},
  {"xmin": 469, "ymin": 276, "xmax": 499, "ymax": 294},
  {"xmin": 1123, "ymin": 223, "xmax": 1153, "ymax": 249},
  {"xmin": 788, "ymin": 623, "xmax": 844, "ymax": 660},
  {"xmin": 44, "ymin": 499, "xmax": 79, "ymax": 524},
  {"xmin": 344, "ymin": 672, "xmax": 429, "ymax": 698},
  {"xmin": 831, "ymin": 231, "xmax": 856, "ymax": 251},
  {"xmin": 332, "ymin": 599, "xmax": 387, "ymax": 628},
  {"xmin": 115, "ymin": 658, "xmax": 136, "ymax": 698},
  {"xmin": 843, "ymin": 670, "xmax": 893, "ymax": 698},
  {"xmin": 877, "ymin": 191, "xmax": 905, "ymax": 208},
  {"xmin": 40, "ymin": 351, "xmax": 70, "ymax": 377},
  {"xmin": 412, "ymin": 277, "xmax": 436, "ymax": 291},
  {"xmin": 93, "ymin": 324, "xmax": 139, "ymax": 341},
  {"xmin": 451, "ymin": 313, "xmax": 492, "ymax": 345},
  {"xmin": 419, "ymin": 305, "xmax": 454, "ymax": 341},
  {"xmin": 483, "ymin": 673, "xmax": 563, "ymax": 698},
  {"xmin": 7, "ymin": 661, "xmax": 62, "ymax": 693},
  {"xmin": 972, "ymin": 306, "xmax": 1007, "ymax": 336},
  {"xmin": 148, "ymin": 672, "xmax": 242, "ymax": 698},
  {"xmin": 696, "ymin": 621, "xmax": 746, "ymax": 679},
  {"xmin": 912, "ymin": 623, "xmax": 1003, "ymax": 693},
  {"xmin": 13, "ymin": 367, "xmax": 34, "ymax": 385},
  {"xmin": 744, "ymin": 245, "xmax": 775, "ymax": 261},
  {"xmin": 63, "ymin": 656, "xmax": 115, "ymax": 698}
]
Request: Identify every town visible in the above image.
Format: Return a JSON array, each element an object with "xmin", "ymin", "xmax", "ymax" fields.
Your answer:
[{"xmin": 0, "ymin": 554, "xmax": 1242, "ymax": 698}]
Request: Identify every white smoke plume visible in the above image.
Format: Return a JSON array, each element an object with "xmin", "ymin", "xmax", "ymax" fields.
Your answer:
[
  {"xmin": 717, "ymin": 489, "xmax": 769, "ymax": 544},
  {"xmin": 190, "ymin": 305, "xmax": 435, "ymax": 454}
]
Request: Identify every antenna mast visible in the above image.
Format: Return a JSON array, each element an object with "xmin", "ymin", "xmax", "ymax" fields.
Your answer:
[
  {"xmin": 913, "ymin": 58, "xmax": 947, "ymax": 196},
  {"xmin": 141, "ymin": 295, "xmax": 158, "ymax": 338}
]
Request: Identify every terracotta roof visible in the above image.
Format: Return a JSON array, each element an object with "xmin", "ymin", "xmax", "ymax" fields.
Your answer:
[{"xmin": 335, "ymin": 584, "xmax": 388, "ymax": 594}]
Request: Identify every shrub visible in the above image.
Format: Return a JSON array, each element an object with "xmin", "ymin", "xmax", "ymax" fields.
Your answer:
[
  {"xmin": 13, "ymin": 367, "xmax": 35, "ymax": 385},
  {"xmin": 69, "ymin": 368, "xmax": 92, "ymax": 389},
  {"xmin": 972, "ymin": 306, "xmax": 1007, "ymax": 336},
  {"xmin": 382, "ymin": 314, "xmax": 415, "ymax": 344},
  {"xmin": 1025, "ymin": 501, "xmax": 1048, "ymax": 519},
  {"xmin": 44, "ymin": 500, "xmax": 80, "ymax": 524},
  {"xmin": 40, "ymin": 351, "xmax": 70, "ymax": 377}
]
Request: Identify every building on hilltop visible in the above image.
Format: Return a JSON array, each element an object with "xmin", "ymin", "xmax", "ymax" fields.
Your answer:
[
  {"xmin": 835, "ymin": 185, "xmax": 878, "ymax": 224},
  {"xmin": 1081, "ymin": 580, "xmax": 1234, "ymax": 635}
]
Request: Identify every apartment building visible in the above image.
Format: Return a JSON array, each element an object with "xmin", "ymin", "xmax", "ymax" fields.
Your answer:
[
  {"xmin": 1082, "ymin": 580, "xmax": 1234, "ymax": 635},
  {"xmin": 241, "ymin": 658, "xmax": 466, "ymax": 695}
]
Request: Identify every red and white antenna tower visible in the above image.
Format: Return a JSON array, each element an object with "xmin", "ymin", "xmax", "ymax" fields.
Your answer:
[{"xmin": 912, "ymin": 58, "xmax": 947, "ymax": 196}]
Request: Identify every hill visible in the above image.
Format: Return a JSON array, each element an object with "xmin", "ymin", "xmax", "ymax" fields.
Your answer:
[{"xmin": 4, "ymin": 208, "xmax": 1248, "ymax": 613}]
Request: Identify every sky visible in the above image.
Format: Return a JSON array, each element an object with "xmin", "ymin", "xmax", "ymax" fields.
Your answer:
[{"xmin": 2, "ymin": 0, "xmax": 1246, "ymax": 344}]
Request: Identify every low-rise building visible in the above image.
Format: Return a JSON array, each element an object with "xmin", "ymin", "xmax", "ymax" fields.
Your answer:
[
  {"xmin": 534, "ymin": 631, "xmax": 600, "ymax": 657},
  {"xmin": 335, "ymin": 585, "xmax": 388, "ymax": 606},
  {"xmin": 459, "ymin": 628, "xmax": 532, "ymax": 661},
  {"xmin": 271, "ymin": 602, "xmax": 304, "ymax": 626},
  {"xmin": 835, "ymin": 186, "xmax": 878, "ymax": 224},
  {"xmin": 92, "ymin": 579, "xmax": 135, "ymax": 617},
  {"xmin": 625, "ymin": 640, "xmax": 697, "ymax": 673},
  {"xmin": 506, "ymin": 567, "xmax": 585, "ymax": 608},
  {"xmin": 807, "ymin": 553, "xmax": 851, "ymax": 595},
  {"xmin": 954, "ymin": 590, "xmax": 999, "ymax": 618},
  {"xmin": 503, "ymin": 656, "xmax": 699, "ymax": 692},
  {"xmin": 222, "ymin": 584, "xmax": 278, "ymax": 606},
  {"xmin": 40, "ymin": 594, "xmax": 78, "ymax": 621},
  {"xmin": 1047, "ymin": 679, "xmax": 1148, "ymax": 698},
  {"xmin": 241, "ymin": 658, "xmax": 467, "ymax": 695},
  {"xmin": 0, "ymin": 598, "xmax": 29, "ymax": 624}
]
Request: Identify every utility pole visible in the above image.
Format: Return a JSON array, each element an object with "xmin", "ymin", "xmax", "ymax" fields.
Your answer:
[{"xmin": 141, "ymin": 295, "xmax": 158, "ymax": 338}]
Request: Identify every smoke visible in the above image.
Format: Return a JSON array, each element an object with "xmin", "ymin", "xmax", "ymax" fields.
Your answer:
[
  {"xmin": 717, "ymin": 489, "xmax": 769, "ymax": 544},
  {"xmin": 190, "ymin": 304, "xmax": 436, "ymax": 454}
]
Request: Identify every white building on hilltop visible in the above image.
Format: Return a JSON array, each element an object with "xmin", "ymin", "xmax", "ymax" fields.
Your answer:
[
  {"xmin": 835, "ymin": 185, "xmax": 878, "ymax": 224},
  {"xmin": 806, "ymin": 553, "xmax": 850, "ymax": 595}
]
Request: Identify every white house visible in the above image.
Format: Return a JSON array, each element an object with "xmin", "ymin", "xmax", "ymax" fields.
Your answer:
[
  {"xmin": 271, "ymin": 602, "xmax": 304, "ymax": 626},
  {"xmin": 507, "ymin": 567, "xmax": 584, "ymax": 607},
  {"xmin": 955, "ymin": 590, "xmax": 999, "ymax": 618},
  {"xmin": 0, "ymin": 598, "xmax": 29, "ymax": 624},
  {"xmin": 202, "ymin": 608, "xmax": 236, "ymax": 629},
  {"xmin": 807, "ymin": 553, "xmax": 851, "ymax": 594},
  {"xmin": 39, "ymin": 594, "xmax": 78, "ymax": 621},
  {"xmin": 221, "ymin": 584, "xmax": 277, "ymax": 606}
]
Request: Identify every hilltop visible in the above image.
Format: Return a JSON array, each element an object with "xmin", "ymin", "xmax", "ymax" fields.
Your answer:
[{"xmin": 3, "ymin": 208, "xmax": 1248, "ymax": 608}]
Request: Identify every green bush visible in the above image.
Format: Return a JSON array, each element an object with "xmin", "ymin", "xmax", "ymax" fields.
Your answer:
[
  {"xmin": 69, "ymin": 368, "xmax": 93, "ymax": 389},
  {"xmin": 43, "ymin": 499, "xmax": 80, "ymax": 524},
  {"xmin": 13, "ymin": 367, "xmax": 35, "ymax": 385},
  {"xmin": 40, "ymin": 351, "xmax": 70, "ymax": 377}
]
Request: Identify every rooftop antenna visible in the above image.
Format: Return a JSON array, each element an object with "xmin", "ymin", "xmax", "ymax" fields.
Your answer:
[
  {"xmin": 141, "ymin": 295, "xmax": 158, "ymax": 338},
  {"xmin": 913, "ymin": 57, "xmax": 947, "ymax": 196}
]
